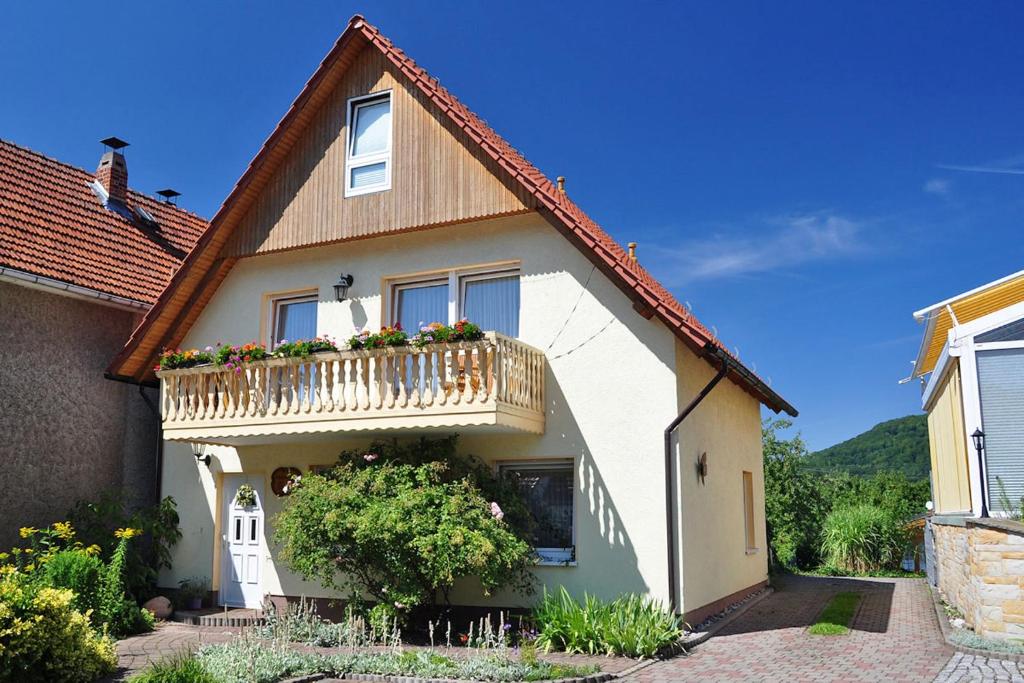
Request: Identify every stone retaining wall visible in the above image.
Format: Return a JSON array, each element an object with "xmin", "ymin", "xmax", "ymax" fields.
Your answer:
[{"xmin": 932, "ymin": 517, "xmax": 1024, "ymax": 639}]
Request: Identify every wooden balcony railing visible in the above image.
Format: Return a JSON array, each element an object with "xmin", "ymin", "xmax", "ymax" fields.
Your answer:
[{"xmin": 157, "ymin": 333, "xmax": 545, "ymax": 443}]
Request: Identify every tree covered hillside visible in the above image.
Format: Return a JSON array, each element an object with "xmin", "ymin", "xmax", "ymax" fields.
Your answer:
[{"xmin": 803, "ymin": 414, "xmax": 930, "ymax": 480}]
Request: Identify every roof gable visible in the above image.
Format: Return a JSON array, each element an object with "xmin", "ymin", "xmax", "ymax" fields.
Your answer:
[
  {"xmin": 0, "ymin": 140, "xmax": 207, "ymax": 304},
  {"xmin": 223, "ymin": 45, "xmax": 533, "ymax": 256},
  {"xmin": 106, "ymin": 15, "xmax": 795, "ymax": 416}
]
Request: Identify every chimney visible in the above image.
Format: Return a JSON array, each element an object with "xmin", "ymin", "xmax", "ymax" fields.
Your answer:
[
  {"xmin": 556, "ymin": 176, "xmax": 566, "ymax": 194},
  {"xmin": 628, "ymin": 242, "xmax": 638, "ymax": 261},
  {"xmin": 96, "ymin": 137, "xmax": 129, "ymax": 204}
]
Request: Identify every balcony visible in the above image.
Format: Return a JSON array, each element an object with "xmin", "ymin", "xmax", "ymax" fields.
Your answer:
[{"xmin": 157, "ymin": 333, "xmax": 545, "ymax": 445}]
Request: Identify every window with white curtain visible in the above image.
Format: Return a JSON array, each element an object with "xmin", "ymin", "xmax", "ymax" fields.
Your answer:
[
  {"xmin": 500, "ymin": 460, "xmax": 575, "ymax": 564},
  {"xmin": 345, "ymin": 92, "xmax": 392, "ymax": 197},
  {"xmin": 389, "ymin": 267, "xmax": 520, "ymax": 337},
  {"xmin": 272, "ymin": 294, "xmax": 318, "ymax": 345}
]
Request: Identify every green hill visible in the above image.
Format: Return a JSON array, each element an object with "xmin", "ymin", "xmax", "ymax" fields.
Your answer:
[{"xmin": 804, "ymin": 414, "xmax": 930, "ymax": 480}]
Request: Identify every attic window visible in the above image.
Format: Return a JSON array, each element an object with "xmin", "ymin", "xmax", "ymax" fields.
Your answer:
[{"xmin": 345, "ymin": 91, "xmax": 392, "ymax": 197}]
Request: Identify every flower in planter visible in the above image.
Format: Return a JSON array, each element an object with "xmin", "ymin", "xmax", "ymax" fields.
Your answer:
[
  {"xmin": 490, "ymin": 502, "xmax": 504, "ymax": 520},
  {"xmin": 363, "ymin": 453, "xmax": 379, "ymax": 463}
]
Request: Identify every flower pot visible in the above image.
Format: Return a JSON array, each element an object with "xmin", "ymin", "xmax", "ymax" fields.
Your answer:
[{"xmin": 186, "ymin": 597, "xmax": 202, "ymax": 610}]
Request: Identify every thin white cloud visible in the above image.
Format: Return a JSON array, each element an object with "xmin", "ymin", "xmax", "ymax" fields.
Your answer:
[
  {"xmin": 937, "ymin": 163, "xmax": 1024, "ymax": 176},
  {"xmin": 647, "ymin": 213, "xmax": 866, "ymax": 285},
  {"xmin": 924, "ymin": 178, "xmax": 951, "ymax": 195}
]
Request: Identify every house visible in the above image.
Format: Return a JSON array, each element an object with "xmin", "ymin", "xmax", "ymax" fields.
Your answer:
[
  {"xmin": 107, "ymin": 15, "xmax": 797, "ymax": 622},
  {"xmin": 912, "ymin": 268, "xmax": 1024, "ymax": 638},
  {"xmin": 0, "ymin": 138, "xmax": 206, "ymax": 549}
]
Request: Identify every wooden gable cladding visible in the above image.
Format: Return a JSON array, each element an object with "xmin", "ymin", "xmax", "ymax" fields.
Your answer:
[{"xmin": 222, "ymin": 47, "xmax": 533, "ymax": 257}]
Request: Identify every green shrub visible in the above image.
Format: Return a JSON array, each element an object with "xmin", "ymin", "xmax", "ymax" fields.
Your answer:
[
  {"xmin": 0, "ymin": 574, "xmax": 116, "ymax": 682},
  {"xmin": 820, "ymin": 505, "xmax": 907, "ymax": 574},
  {"xmin": 533, "ymin": 586, "xmax": 684, "ymax": 658},
  {"xmin": 129, "ymin": 650, "xmax": 218, "ymax": 683},
  {"xmin": 42, "ymin": 549, "xmax": 103, "ymax": 619},
  {"xmin": 68, "ymin": 492, "xmax": 182, "ymax": 601},
  {"xmin": 98, "ymin": 529, "xmax": 154, "ymax": 637},
  {"xmin": 274, "ymin": 437, "xmax": 533, "ymax": 611}
]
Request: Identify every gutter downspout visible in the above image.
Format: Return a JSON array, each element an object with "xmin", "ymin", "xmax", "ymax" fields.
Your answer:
[
  {"xmin": 664, "ymin": 353, "xmax": 730, "ymax": 614},
  {"xmin": 105, "ymin": 372, "xmax": 163, "ymax": 506},
  {"xmin": 137, "ymin": 384, "xmax": 164, "ymax": 506}
]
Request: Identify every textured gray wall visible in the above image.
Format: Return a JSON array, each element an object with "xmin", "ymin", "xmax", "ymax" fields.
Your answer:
[{"xmin": 0, "ymin": 280, "xmax": 158, "ymax": 549}]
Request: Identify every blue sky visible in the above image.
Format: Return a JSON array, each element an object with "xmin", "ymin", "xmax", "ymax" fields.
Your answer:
[{"xmin": 3, "ymin": 2, "xmax": 1022, "ymax": 450}]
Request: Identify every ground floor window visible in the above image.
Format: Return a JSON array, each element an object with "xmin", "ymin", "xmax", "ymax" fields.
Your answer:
[
  {"xmin": 500, "ymin": 460, "xmax": 574, "ymax": 564},
  {"xmin": 743, "ymin": 470, "xmax": 756, "ymax": 552}
]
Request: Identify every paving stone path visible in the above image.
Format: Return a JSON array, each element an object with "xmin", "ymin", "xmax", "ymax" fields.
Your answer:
[
  {"xmin": 102, "ymin": 623, "xmax": 240, "ymax": 681},
  {"xmin": 626, "ymin": 575, "xmax": 952, "ymax": 682},
  {"xmin": 105, "ymin": 576, "xmax": 1024, "ymax": 682},
  {"xmin": 933, "ymin": 653, "xmax": 1024, "ymax": 682}
]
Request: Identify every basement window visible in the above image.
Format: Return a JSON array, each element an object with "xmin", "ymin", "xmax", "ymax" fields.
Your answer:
[
  {"xmin": 345, "ymin": 91, "xmax": 392, "ymax": 197},
  {"xmin": 500, "ymin": 460, "xmax": 575, "ymax": 565}
]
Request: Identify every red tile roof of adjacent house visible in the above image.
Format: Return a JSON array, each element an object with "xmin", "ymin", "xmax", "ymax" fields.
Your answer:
[
  {"xmin": 0, "ymin": 139, "xmax": 207, "ymax": 305},
  {"xmin": 106, "ymin": 15, "xmax": 795, "ymax": 416}
]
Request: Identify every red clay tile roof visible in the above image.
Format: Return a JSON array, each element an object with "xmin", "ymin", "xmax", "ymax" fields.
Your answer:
[
  {"xmin": 106, "ymin": 15, "xmax": 795, "ymax": 416},
  {"xmin": 0, "ymin": 139, "xmax": 207, "ymax": 304}
]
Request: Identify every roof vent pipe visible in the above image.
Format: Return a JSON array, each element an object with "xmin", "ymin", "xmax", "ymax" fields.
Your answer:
[
  {"xmin": 628, "ymin": 242, "xmax": 637, "ymax": 261},
  {"xmin": 557, "ymin": 176, "xmax": 566, "ymax": 193}
]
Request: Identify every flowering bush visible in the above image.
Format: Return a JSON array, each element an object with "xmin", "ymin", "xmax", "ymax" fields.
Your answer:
[
  {"xmin": 2, "ymin": 522, "xmax": 155, "ymax": 638},
  {"xmin": 156, "ymin": 348, "xmax": 214, "ymax": 371},
  {"xmin": 410, "ymin": 319, "xmax": 484, "ymax": 347},
  {"xmin": 348, "ymin": 324, "xmax": 409, "ymax": 350},
  {"xmin": 0, "ymin": 574, "xmax": 117, "ymax": 682},
  {"xmin": 273, "ymin": 336, "xmax": 339, "ymax": 358},
  {"xmin": 274, "ymin": 437, "xmax": 534, "ymax": 613}
]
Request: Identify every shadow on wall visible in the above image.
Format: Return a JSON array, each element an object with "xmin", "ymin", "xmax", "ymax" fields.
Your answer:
[
  {"xmin": 159, "ymin": 448, "xmax": 217, "ymax": 597},
  {"xmin": 719, "ymin": 574, "xmax": 895, "ymax": 636},
  {"xmin": 455, "ymin": 372, "xmax": 649, "ymax": 606}
]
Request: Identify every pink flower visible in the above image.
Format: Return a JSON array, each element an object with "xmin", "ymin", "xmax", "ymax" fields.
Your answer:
[
  {"xmin": 363, "ymin": 453, "xmax": 378, "ymax": 462},
  {"xmin": 490, "ymin": 502, "xmax": 504, "ymax": 520}
]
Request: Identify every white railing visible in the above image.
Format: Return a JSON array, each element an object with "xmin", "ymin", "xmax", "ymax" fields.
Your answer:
[{"xmin": 157, "ymin": 333, "xmax": 544, "ymax": 434}]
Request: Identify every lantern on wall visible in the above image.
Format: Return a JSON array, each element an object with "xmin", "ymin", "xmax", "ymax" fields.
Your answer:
[{"xmin": 334, "ymin": 273, "xmax": 355, "ymax": 301}]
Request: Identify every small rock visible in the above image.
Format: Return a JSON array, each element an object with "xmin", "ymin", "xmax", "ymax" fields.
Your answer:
[{"xmin": 143, "ymin": 596, "xmax": 173, "ymax": 619}]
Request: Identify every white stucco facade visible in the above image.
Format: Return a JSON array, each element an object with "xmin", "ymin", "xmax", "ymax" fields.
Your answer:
[{"xmin": 158, "ymin": 212, "xmax": 767, "ymax": 617}]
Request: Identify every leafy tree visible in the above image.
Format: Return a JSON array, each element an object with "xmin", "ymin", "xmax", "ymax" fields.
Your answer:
[
  {"xmin": 763, "ymin": 419, "xmax": 931, "ymax": 572},
  {"xmin": 762, "ymin": 419, "xmax": 829, "ymax": 569},
  {"xmin": 273, "ymin": 437, "xmax": 534, "ymax": 613}
]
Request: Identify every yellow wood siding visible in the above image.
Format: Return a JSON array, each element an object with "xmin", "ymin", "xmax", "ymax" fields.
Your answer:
[
  {"xmin": 222, "ymin": 46, "xmax": 533, "ymax": 257},
  {"xmin": 927, "ymin": 362, "xmax": 973, "ymax": 513},
  {"xmin": 919, "ymin": 275, "xmax": 1024, "ymax": 375}
]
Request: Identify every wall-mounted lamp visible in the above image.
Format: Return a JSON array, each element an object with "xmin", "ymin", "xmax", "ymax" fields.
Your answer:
[
  {"xmin": 190, "ymin": 442, "xmax": 211, "ymax": 467},
  {"xmin": 334, "ymin": 273, "xmax": 355, "ymax": 301}
]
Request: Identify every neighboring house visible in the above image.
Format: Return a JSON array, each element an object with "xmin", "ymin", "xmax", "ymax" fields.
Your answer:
[
  {"xmin": 0, "ymin": 139, "xmax": 206, "ymax": 549},
  {"xmin": 912, "ymin": 268, "xmax": 1024, "ymax": 639},
  {"xmin": 107, "ymin": 15, "xmax": 797, "ymax": 621}
]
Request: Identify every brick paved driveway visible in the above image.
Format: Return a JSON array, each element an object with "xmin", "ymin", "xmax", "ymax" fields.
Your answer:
[
  {"xmin": 101, "ymin": 623, "xmax": 240, "ymax": 682},
  {"xmin": 626, "ymin": 575, "xmax": 952, "ymax": 682}
]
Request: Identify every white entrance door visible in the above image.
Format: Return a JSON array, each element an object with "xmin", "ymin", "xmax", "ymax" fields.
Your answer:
[{"xmin": 220, "ymin": 475, "xmax": 264, "ymax": 608}]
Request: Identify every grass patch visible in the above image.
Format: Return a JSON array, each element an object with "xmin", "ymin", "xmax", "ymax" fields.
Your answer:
[{"xmin": 807, "ymin": 592, "xmax": 861, "ymax": 636}]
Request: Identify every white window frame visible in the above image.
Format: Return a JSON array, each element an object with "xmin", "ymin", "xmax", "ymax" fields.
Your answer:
[
  {"xmin": 344, "ymin": 91, "xmax": 393, "ymax": 198},
  {"xmin": 268, "ymin": 292, "xmax": 318, "ymax": 347},
  {"xmin": 387, "ymin": 264, "xmax": 520, "ymax": 332},
  {"xmin": 498, "ymin": 459, "xmax": 576, "ymax": 566}
]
